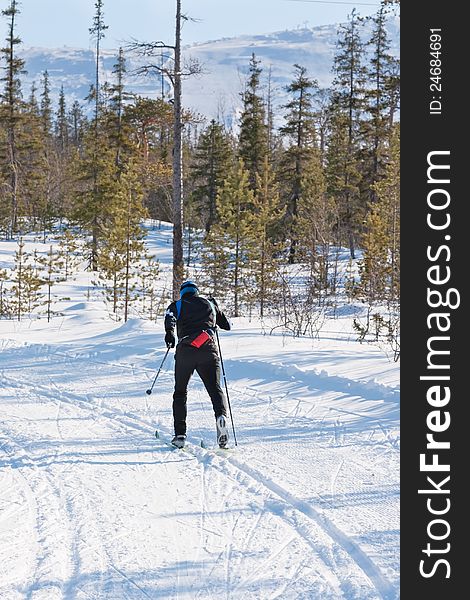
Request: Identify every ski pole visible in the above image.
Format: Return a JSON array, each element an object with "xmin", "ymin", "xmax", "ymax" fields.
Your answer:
[
  {"xmin": 215, "ymin": 327, "xmax": 238, "ymax": 446},
  {"xmin": 146, "ymin": 347, "xmax": 171, "ymax": 395}
]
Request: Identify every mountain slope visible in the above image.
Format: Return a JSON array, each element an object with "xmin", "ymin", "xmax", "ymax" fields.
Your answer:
[{"xmin": 19, "ymin": 17, "xmax": 399, "ymax": 120}]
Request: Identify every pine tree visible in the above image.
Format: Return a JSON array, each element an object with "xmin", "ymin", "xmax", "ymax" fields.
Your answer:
[
  {"xmin": 356, "ymin": 125, "xmax": 400, "ymax": 303},
  {"xmin": 96, "ymin": 161, "xmax": 148, "ymax": 321},
  {"xmin": 137, "ymin": 255, "xmax": 162, "ymax": 320},
  {"xmin": 250, "ymin": 157, "xmax": 283, "ymax": 317},
  {"xmin": 298, "ymin": 153, "xmax": 334, "ymax": 299},
  {"xmin": 204, "ymin": 159, "xmax": 255, "ymax": 316},
  {"xmin": 0, "ymin": 267, "xmax": 9, "ymax": 317},
  {"xmin": 123, "ymin": 97, "xmax": 176, "ymax": 222},
  {"xmin": 124, "ymin": 97, "xmax": 174, "ymax": 163},
  {"xmin": 37, "ymin": 244, "xmax": 65, "ymax": 322},
  {"xmin": 280, "ymin": 64, "xmax": 319, "ymax": 263},
  {"xmin": 238, "ymin": 54, "xmax": 268, "ymax": 192},
  {"xmin": 191, "ymin": 119, "xmax": 233, "ymax": 232},
  {"xmin": 200, "ymin": 227, "xmax": 232, "ymax": 305},
  {"xmin": 73, "ymin": 133, "xmax": 117, "ymax": 269},
  {"xmin": 9, "ymin": 238, "xmax": 42, "ymax": 320},
  {"xmin": 57, "ymin": 226, "xmax": 82, "ymax": 279}
]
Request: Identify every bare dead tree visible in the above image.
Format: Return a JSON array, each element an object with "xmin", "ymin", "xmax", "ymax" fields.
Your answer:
[
  {"xmin": 127, "ymin": 0, "xmax": 201, "ymax": 298},
  {"xmin": 88, "ymin": 0, "xmax": 108, "ymax": 271}
]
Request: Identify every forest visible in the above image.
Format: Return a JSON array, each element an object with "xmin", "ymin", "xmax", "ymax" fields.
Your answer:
[{"xmin": 0, "ymin": 0, "xmax": 400, "ymax": 349}]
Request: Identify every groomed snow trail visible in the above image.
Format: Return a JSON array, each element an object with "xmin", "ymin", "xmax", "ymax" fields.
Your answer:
[{"xmin": 0, "ymin": 324, "xmax": 399, "ymax": 599}]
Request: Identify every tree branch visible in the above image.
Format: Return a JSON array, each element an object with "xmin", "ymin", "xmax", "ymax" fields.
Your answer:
[{"xmin": 125, "ymin": 38, "xmax": 175, "ymax": 56}]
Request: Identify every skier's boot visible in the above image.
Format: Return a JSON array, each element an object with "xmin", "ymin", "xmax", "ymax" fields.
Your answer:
[
  {"xmin": 216, "ymin": 415, "xmax": 229, "ymax": 449},
  {"xmin": 171, "ymin": 434, "xmax": 186, "ymax": 449}
]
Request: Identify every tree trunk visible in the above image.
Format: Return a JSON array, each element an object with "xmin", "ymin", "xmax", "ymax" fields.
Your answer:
[
  {"xmin": 6, "ymin": 7, "xmax": 19, "ymax": 238},
  {"xmin": 124, "ymin": 194, "xmax": 131, "ymax": 322},
  {"xmin": 172, "ymin": 0, "xmax": 184, "ymax": 298}
]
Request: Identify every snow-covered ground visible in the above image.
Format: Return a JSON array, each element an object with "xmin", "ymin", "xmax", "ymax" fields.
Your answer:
[{"xmin": 0, "ymin": 224, "xmax": 399, "ymax": 599}]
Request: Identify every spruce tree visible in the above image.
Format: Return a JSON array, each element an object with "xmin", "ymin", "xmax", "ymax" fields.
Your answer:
[
  {"xmin": 329, "ymin": 10, "xmax": 367, "ymax": 258},
  {"xmin": 280, "ymin": 64, "xmax": 319, "ymax": 263},
  {"xmin": 238, "ymin": 54, "xmax": 268, "ymax": 192},
  {"xmin": 53, "ymin": 89, "xmax": 78, "ymax": 223},
  {"xmin": 191, "ymin": 119, "xmax": 232, "ymax": 232},
  {"xmin": 0, "ymin": 0, "xmax": 25, "ymax": 237},
  {"xmin": 356, "ymin": 125, "xmax": 400, "ymax": 304},
  {"xmin": 55, "ymin": 86, "xmax": 69, "ymax": 153},
  {"xmin": 362, "ymin": 2, "xmax": 400, "ymax": 198},
  {"xmin": 21, "ymin": 79, "xmax": 56, "ymax": 236},
  {"xmin": 28, "ymin": 81, "xmax": 39, "ymax": 115},
  {"xmin": 312, "ymin": 88, "xmax": 333, "ymax": 167},
  {"xmin": 108, "ymin": 47, "xmax": 133, "ymax": 169},
  {"xmin": 40, "ymin": 70, "xmax": 52, "ymax": 135},
  {"xmin": 324, "ymin": 100, "xmax": 360, "ymax": 248},
  {"xmin": 69, "ymin": 100, "xmax": 86, "ymax": 150}
]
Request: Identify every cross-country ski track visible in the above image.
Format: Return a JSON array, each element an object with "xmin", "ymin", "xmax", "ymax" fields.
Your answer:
[{"xmin": 0, "ymin": 321, "xmax": 399, "ymax": 599}]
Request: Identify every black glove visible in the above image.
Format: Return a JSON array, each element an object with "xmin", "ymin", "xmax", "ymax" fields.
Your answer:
[{"xmin": 165, "ymin": 331, "xmax": 175, "ymax": 348}]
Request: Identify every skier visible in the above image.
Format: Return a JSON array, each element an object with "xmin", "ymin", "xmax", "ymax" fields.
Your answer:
[{"xmin": 164, "ymin": 280, "xmax": 231, "ymax": 449}]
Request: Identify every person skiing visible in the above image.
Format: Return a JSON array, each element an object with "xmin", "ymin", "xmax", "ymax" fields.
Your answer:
[{"xmin": 164, "ymin": 280, "xmax": 231, "ymax": 449}]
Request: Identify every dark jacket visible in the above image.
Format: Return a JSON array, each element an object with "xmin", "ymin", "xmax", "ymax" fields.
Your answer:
[{"xmin": 165, "ymin": 293, "xmax": 231, "ymax": 341}]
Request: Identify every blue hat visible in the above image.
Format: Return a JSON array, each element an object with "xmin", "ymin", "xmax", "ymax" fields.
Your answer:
[{"xmin": 180, "ymin": 280, "xmax": 199, "ymax": 297}]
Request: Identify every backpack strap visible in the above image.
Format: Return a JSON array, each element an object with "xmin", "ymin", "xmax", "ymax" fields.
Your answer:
[
  {"xmin": 175, "ymin": 299, "xmax": 182, "ymax": 319},
  {"xmin": 207, "ymin": 299, "xmax": 217, "ymax": 333},
  {"xmin": 207, "ymin": 299, "xmax": 216, "ymax": 319}
]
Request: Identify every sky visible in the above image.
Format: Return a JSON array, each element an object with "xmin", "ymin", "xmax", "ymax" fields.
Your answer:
[{"xmin": 2, "ymin": 0, "xmax": 382, "ymax": 49}]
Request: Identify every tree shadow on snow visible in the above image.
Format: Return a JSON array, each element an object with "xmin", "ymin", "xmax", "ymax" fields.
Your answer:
[{"xmin": 20, "ymin": 560, "xmax": 294, "ymax": 600}]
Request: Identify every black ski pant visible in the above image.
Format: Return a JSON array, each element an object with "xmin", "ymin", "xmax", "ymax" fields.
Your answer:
[{"xmin": 173, "ymin": 342, "xmax": 227, "ymax": 436}]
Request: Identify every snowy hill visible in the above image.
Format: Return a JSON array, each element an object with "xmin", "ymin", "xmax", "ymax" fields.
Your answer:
[
  {"xmin": 0, "ymin": 225, "xmax": 400, "ymax": 598},
  {"xmin": 19, "ymin": 17, "xmax": 399, "ymax": 120}
]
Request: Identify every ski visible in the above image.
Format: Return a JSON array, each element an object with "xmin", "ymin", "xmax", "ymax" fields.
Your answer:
[
  {"xmin": 200, "ymin": 439, "xmax": 232, "ymax": 452},
  {"xmin": 155, "ymin": 430, "xmax": 187, "ymax": 451},
  {"xmin": 155, "ymin": 430, "xmax": 233, "ymax": 452}
]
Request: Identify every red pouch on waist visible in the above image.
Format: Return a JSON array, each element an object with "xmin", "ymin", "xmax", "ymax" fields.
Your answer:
[{"xmin": 190, "ymin": 330, "xmax": 211, "ymax": 348}]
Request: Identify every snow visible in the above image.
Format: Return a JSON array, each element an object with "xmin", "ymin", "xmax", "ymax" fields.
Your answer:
[{"xmin": 0, "ymin": 224, "xmax": 399, "ymax": 599}]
